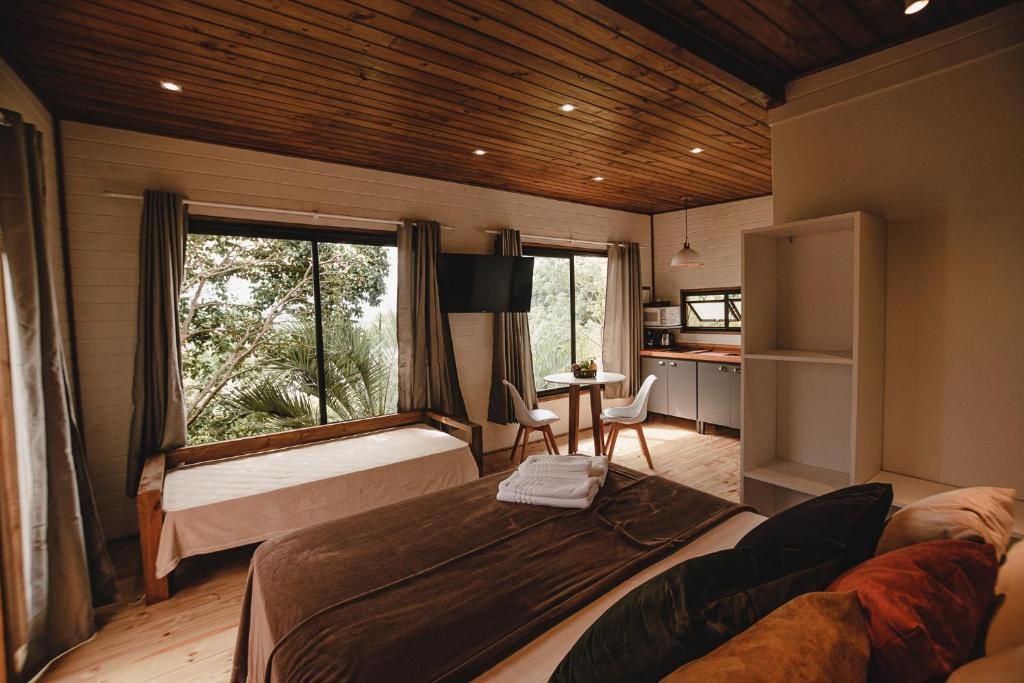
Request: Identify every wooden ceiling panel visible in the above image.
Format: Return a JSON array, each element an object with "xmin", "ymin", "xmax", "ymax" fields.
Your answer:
[{"xmin": 0, "ymin": 0, "xmax": 1010, "ymax": 212}]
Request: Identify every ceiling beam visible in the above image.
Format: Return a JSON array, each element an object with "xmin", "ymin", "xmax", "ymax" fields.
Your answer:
[{"xmin": 595, "ymin": 0, "xmax": 786, "ymax": 104}]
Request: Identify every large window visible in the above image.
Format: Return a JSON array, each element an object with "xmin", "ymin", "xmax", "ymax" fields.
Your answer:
[
  {"xmin": 681, "ymin": 288, "xmax": 741, "ymax": 332},
  {"xmin": 527, "ymin": 249, "xmax": 607, "ymax": 394},
  {"xmin": 180, "ymin": 220, "xmax": 398, "ymax": 445}
]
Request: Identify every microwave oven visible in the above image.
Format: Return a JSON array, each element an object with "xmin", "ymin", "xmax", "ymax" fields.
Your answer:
[{"xmin": 643, "ymin": 305, "xmax": 680, "ymax": 327}]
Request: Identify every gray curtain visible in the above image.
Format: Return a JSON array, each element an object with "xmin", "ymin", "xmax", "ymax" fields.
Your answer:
[
  {"xmin": 487, "ymin": 229, "xmax": 537, "ymax": 424},
  {"xmin": 602, "ymin": 242, "xmax": 642, "ymax": 399},
  {"xmin": 396, "ymin": 219, "xmax": 467, "ymax": 418},
  {"xmin": 126, "ymin": 190, "xmax": 187, "ymax": 495},
  {"xmin": 0, "ymin": 111, "xmax": 117, "ymax": 682}
]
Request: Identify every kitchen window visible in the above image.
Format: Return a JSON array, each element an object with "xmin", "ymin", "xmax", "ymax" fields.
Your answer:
[
  {"xmin": 180, "ymin": 218, "xmax": 398, "ymax": 445},
  {"xmin": 681, "ymin": 288, "xmax": 741, "ymax": 332},
  {"xmin": 525, "ymin": 248, "xmax": 607, "ymax": 395}
]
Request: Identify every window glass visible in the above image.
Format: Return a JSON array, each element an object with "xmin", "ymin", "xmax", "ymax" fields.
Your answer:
[
  {"xmin": 180, "ymin": 230, "xmax": 396, "ymax": 445},
  {"xmin": 681, "ymin": 289, "xmax": 741, "ymax": 332},
  {"xmin": 317, "ymin": 243, "xmax": 398, "ymax": 423},
  {"xmin": 573, "ymin": 255, "xmax": 607, "ymax": 369},
  {"xmin": 529, "ymin": 255, "xmax": 572, "ymax": 392}
]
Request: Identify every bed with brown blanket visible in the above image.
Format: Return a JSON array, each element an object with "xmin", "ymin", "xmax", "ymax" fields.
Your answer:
[{"xmin": 231, "ymin": 465, "xmax": 755, "ymax": 683}]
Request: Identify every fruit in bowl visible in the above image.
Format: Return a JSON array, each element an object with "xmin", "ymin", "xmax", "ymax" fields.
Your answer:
[{"xmin": 572, "ymin": 359, "xmax": 598, "ymax": 378}]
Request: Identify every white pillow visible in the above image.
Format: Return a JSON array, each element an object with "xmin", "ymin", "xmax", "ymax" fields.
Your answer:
[
  {"xmin": 876, "ymin": 487, "xmax": 1016, "ymax": 558},
  {"xmin": 947, "ymin": 643, "xmax": 1024, "ymax": 682}
]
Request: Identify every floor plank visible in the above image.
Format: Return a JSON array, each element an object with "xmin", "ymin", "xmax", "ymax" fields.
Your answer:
[{"xmin": 43, "ymin": 418, "xmax": 738, "ymax": 682}]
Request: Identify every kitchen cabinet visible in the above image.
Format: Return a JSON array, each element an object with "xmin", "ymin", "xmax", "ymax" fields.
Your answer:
[
  {"xmin": 698, "ymin": 362, "xmax": 733, "ymax": 428},
  {"xmin": 640, "ymin": 356, "xmax": 696, "ymax": 420},
  {"xmin": 665, "ymin": 360, "xmax": 697, "ymax": 419},
  {"xmin": 641, "ymin": 357, "xmax": 668, "ymax": 414},
  {"xmin": 729, "ymin": 365, "xmax": 742, "ymax": 429}
]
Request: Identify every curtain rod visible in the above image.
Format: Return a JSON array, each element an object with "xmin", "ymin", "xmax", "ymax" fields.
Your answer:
[
  {"xmin": 483, "ymin": 229, "xmax": 647, "ymax": 249},
  {"xmin": 102, "ymin": 192, "xmax": 453, "ymax": 230}
]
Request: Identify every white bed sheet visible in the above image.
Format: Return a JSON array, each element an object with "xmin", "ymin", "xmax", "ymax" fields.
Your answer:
[
  {"xmin": 476, "ymin": 510, "xmax": 766, "ymax": 682},
  {"xmin": 156, "ymin": 425, "xmax": 477, "ymax": 578}
]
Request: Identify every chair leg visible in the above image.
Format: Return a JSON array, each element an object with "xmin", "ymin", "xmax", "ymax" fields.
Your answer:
[
  {"xmin": 606, "ymin": 423, "xmax": 620, "ymax": 461},
  {"xmin": 635, "ymin": 424, "xmax": 654, "ymax": 469},
  {"xmin": 519, "ymin": 427, "xmax": 532, "ymax": 465},
  {"xmin": 543, "ymin": 426, "xmax": 559, "ymax": 455},
  {"xmin": 509, "ymin": 425, "xmax": 524, "ymax": 461}
]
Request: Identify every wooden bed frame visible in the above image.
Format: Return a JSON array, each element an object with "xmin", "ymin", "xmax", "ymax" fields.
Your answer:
[{"xmin": 136, "ymin": 410, "xmax": 482, "ymax": 603}]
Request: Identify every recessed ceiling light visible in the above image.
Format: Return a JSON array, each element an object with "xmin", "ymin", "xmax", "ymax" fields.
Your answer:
[
  {"xmin": 559, "ymin": 104, "xmax": 576, "ymax": 112},
  {"xmin": 690, "ymin": 147, "xmax": 703, "ymax": 154},
  {"xmin": 592, "ymin": 176, "xmax": 604, "ymax": 182},
  {"xmin": 160, "ymin": 80, "xmax": 183, "ymax": 92},
  {"xmin": 473, "ymin": 149, "xmax": 487, "ymax": 156},
  {"xmin": 904, "ymin": 0, "xmax": 928, "ymax": 14}
]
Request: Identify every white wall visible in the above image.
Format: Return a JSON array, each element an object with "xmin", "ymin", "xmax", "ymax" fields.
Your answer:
[
  {"xmin": 59, "ymin": 122, "xmax": 651, "ymax": 539},
  {"xmin": 771, "ymin": 6, "xmax": 1024, "ymax": 495},
  {"xmin": 653, "ymin": 195, "xmax": 772, "ymax": 345},
  {"xmin": 0, "ymin": 59, "xmax": 69, "ymax": 359}
]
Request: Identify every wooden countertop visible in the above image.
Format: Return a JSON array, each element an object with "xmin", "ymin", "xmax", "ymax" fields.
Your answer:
[{"xmin": 640, "ymin": 347, "xmax": 741, "ymax": 365}]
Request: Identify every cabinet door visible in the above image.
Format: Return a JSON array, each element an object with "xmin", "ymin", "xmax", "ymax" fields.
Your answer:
[
  {"xmin": 729, "ymin": 365, "xmax": 742, "ymax": 429},
  {"xmin": 697, "ymin": 362, "xmax": 732, "ymax": 427},
  {"xmin": 666, "ymin": 360, "xmax": 697, "ymax": 420},
  {"xmin": 641, "ymin": 357, "xmax": 668, "ymax": 414}
]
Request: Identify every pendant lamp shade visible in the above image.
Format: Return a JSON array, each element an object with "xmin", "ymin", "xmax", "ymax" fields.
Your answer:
[{"xmin": 671, "ymin": 197, "xmax": 703, "ymax": 268}]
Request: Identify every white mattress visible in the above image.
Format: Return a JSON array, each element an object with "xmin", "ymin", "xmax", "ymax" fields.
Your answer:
[
  {"xmin": 156, "ymin": 425, "xmax": 477, "ymax": 578},
  {"xmin": 476, "ymin": 510, "xmax": 766, "ymax": 682}
]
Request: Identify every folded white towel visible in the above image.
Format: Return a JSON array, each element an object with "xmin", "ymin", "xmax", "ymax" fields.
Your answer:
[
  {"xmin": 520, "ymin": 455, "xmax": 608, "ymax": 484},
  {"xmin": 496, "ymin": 487, "xmax": 598, "ymax": 509},
  {"xmin": 498, "ymin": 470, "xmax": 600, "ymax": 500}
]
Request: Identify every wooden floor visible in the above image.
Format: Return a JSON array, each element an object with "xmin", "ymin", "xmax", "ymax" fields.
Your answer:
[{"xmin": 42, "ymin": 418, "xmax": 738, "ymax": 682}]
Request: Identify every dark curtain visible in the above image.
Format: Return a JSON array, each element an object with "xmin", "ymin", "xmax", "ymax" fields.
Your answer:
[
  {"xmin": 126, "ymin": 190, "xmax": 187, "ymax": 495},
  {"xmin": 0, "ymin": 111, "xmax": 117, "ymax": 683},
  {"xmin": 487, "ymin": 228, "xmax": 537, "ymax": 424},
  {"xmin": 602, "ymin": 242, "xmax": 642, "ymax": 398},
  {"xmin": 396, "ymin": 219, "xmax": 467, "ymax": 418}
]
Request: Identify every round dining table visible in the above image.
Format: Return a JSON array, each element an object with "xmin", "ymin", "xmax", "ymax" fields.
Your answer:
[{"xmin": 542, "ymin": 371, "xmax": 626, "ymax": 456}]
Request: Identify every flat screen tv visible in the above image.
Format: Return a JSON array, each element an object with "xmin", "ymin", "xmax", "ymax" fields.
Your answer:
[{"xmin": 437, "ymin": 254, "xmax": 534, "ymax": 313}]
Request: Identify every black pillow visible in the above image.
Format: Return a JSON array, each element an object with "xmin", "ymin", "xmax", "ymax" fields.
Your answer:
[
  {"xmin": 549, "ymin": 547, "xmax": 840, "ymax": 683},
  {"xmin": 737, "ymin": 483, "xmax": 893, "ymax": 570}
]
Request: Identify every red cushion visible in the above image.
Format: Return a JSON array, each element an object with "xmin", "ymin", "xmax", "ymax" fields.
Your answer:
[{"xmin": 828, "ymin": 539, "xmax": 997, "ymax": 683}]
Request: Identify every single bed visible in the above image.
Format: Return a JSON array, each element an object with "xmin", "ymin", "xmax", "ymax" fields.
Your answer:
[
  {"xmin": 137, "ymin": 410, "xmax": 482, "ymax": 603},
  {"xmin": 230, "ymin": 465, "xmax": 762, "ymax": 683}
]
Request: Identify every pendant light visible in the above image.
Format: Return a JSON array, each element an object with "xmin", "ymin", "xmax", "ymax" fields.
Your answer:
[{"xmin": 670, "ymin": 197, "xmax": 703, "ymax": 268}]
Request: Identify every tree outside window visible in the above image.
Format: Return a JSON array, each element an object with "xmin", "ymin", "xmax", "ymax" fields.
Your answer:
[{"xmin": 180, "ymin": 222, "xmax": 397, "ymax": 445}]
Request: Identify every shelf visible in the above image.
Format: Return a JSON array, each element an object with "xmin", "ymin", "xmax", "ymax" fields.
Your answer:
[
  {"xmin": 744, "ymin": 459, "xmax": 850, "ymax": 497},
  {"xmin": 869, "ymin": 471, "xmax": 1024, "ymax": 539},
  {"xmin": 743, "ymin": 348, "xmax": 853, "ymax": 365}
]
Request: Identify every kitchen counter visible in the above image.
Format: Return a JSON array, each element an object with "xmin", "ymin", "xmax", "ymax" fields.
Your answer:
[{"xmin": 640, "ymin": 347, "xmax": 741, "ymax": 365}]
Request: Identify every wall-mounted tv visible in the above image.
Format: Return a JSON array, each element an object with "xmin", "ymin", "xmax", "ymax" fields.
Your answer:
[{"xmin": 437, "ymin": 254, "xmax": 534, "ymax": 313}]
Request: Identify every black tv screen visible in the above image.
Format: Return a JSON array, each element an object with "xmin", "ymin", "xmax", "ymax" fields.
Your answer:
[{"xmin": 437, "ymin": 254, "xmax": 534, "ymax": 313}]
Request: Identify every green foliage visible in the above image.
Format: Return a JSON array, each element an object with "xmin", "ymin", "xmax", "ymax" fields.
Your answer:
[
  {"xmin": 528, "ymin": 254, "xmax": 606, "ymax": 392},
  {"xmin": 180, "ymin": 234, "xmax": 395, "ymax": 445}
]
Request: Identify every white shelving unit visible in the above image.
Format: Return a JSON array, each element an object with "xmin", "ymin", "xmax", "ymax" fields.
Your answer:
[{"xmin": 740, "ymin": 211, "xmax": 887, "ymax": 515}]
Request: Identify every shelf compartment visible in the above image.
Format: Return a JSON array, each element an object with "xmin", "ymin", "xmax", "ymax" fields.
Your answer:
[
  {"xmin": 745, "ymin": 459, "xmax": 849, "ymax": 497},
  {"xmin": 744, "ymin": 349, "xmax": 853, "ymax": 364}
]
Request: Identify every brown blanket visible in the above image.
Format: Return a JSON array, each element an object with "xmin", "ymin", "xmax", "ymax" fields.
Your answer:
[{"xmin": 231, "ymin": 465, "xmax": 747, "ymax": 683}]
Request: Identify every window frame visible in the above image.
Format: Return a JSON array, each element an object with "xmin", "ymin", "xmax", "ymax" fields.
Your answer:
[
  {"xmin": 524, "ymin": 246, "xmax": 607, "ymax": 398},
  {"xmin": 185, "ymin": 217, "xmax": 398, "ymax": 440},
  {"xmin": 680, "ymin": 287, "xmax": 742, "ymax": 333}
]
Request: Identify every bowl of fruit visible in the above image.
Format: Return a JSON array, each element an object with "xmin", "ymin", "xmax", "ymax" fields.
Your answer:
[{"xmin": 572, "ymin": 359, "xmax": 598, "ymax": 379}]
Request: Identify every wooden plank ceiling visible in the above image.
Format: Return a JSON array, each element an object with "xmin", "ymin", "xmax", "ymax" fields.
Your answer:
[{"xmin": 0, "ymin": 1, "xmax": 1009, "ymax": 213}]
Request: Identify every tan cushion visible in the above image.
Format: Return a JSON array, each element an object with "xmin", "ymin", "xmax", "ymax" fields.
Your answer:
[
  {"xmin": 987, "ymin": 541, "xmax": 1024, "ymax": 655},
  {"xmin": 661, "ymin": 592, "xmax": 869, "ymax": 683},
  {"xmin": 947, "ymin": 643, "xmax": 1024, "ymax": 682},
  {"xmin": 876, "ymin": 487, "xmax": 1016, "ymax": 558}
]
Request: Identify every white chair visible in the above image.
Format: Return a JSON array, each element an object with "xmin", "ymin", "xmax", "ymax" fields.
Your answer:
[
  {"xmin": 503, "ymin": 379, "xmax": 560, "ymax": 464},
  {"xmin": 601, "ymin": 374, "xmax": 658, "ymax": 469}
]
